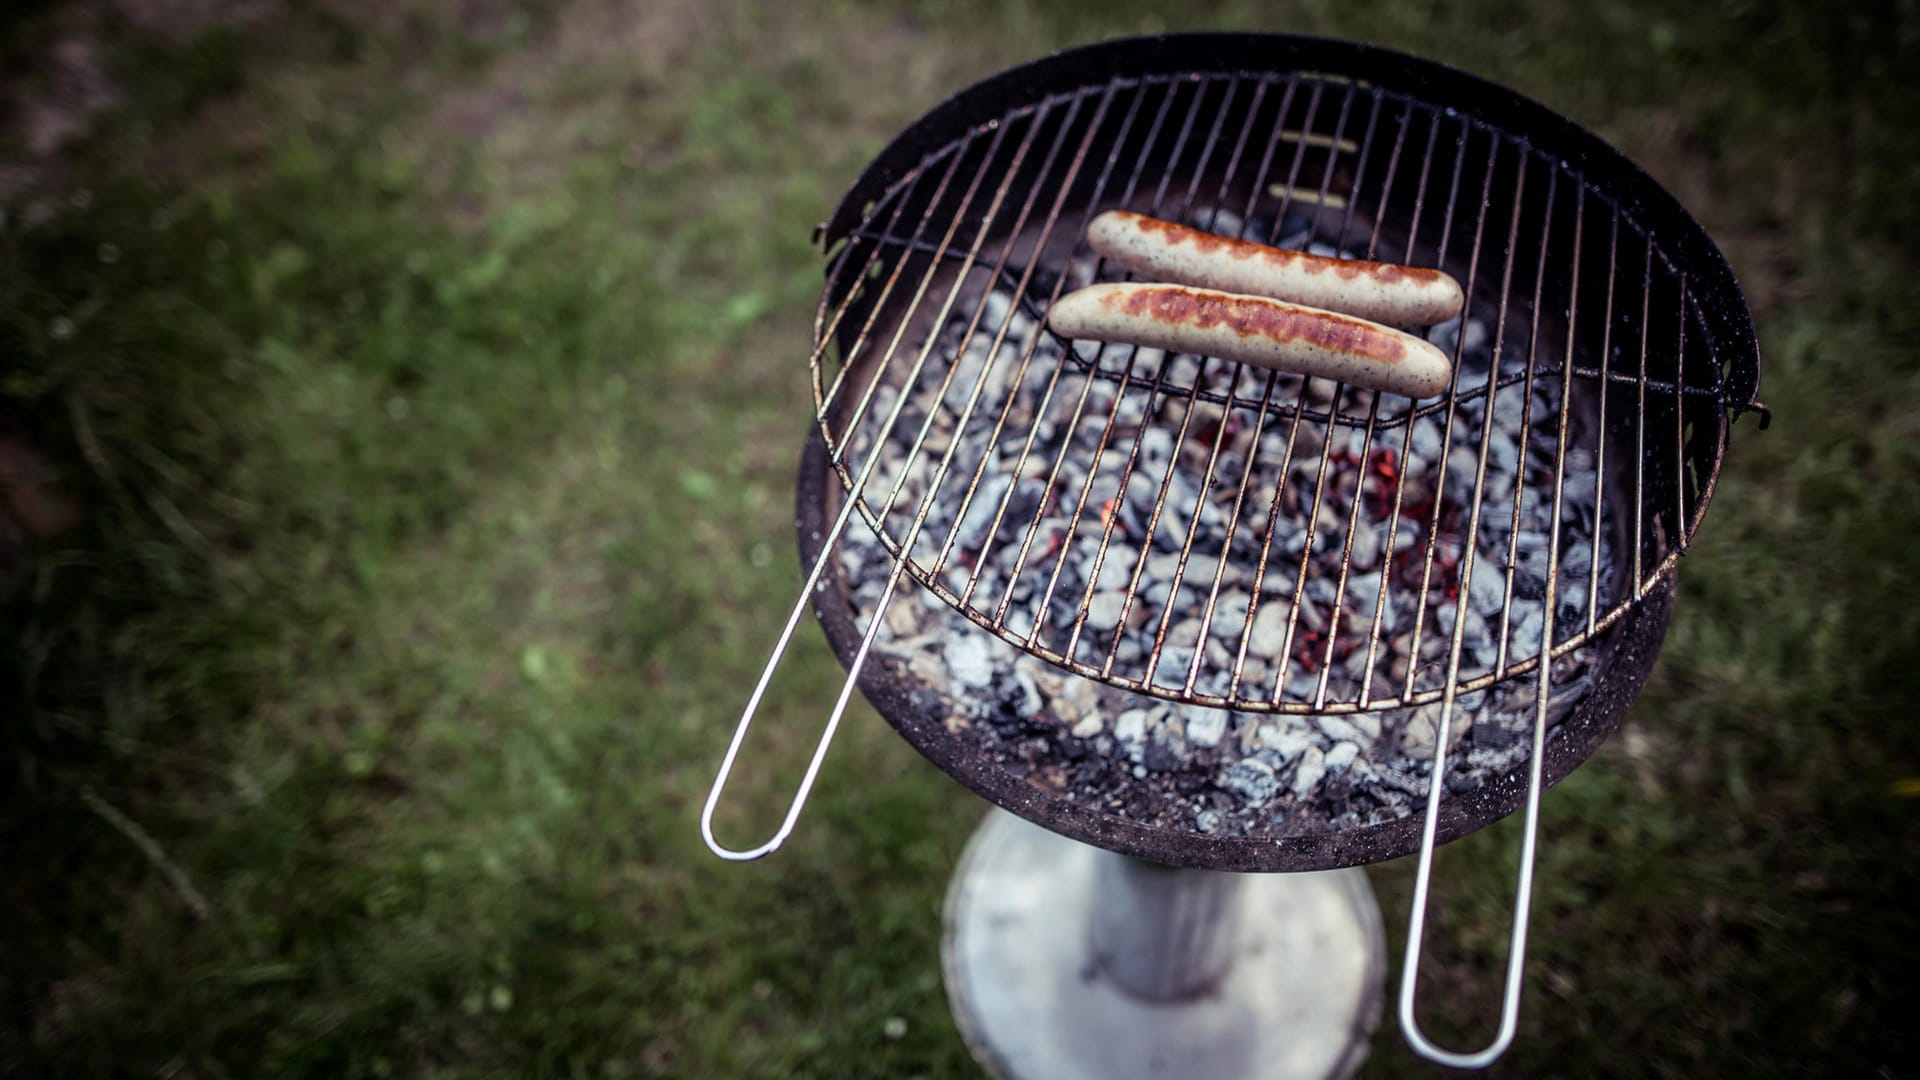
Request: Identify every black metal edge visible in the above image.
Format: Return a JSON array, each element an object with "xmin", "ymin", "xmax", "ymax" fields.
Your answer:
[
  {"xmin": 814, "ymin": 32, "xmax": 1762, "ymax": 420},
  {"xmin": 795, "ymin": 431, "xmax": 1674, "ymax": 873}
]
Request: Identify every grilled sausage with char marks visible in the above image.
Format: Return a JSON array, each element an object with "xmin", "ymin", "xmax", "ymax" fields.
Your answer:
[
  {"xmin": 1087, "ymin": 209, "xmax": 1465, "ymax": 327},
  {"xmin": 1047, "ymin": 283, "xmax": 1453, "ymax": 399}
]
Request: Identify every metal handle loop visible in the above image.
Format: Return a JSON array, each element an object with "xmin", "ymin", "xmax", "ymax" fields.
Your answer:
[
  {"xmin": 697, "ymin": 488, "xmax": 893, "ymax": 859},
  {"xmin": 698, "ymin": 414, "xmax": 925, "ymax": 860},
  {"xmin": 1394, "ymin": 683, "xmax": 1548, "ymax": 1068}
]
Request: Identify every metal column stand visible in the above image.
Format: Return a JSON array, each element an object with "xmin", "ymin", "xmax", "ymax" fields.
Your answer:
[{"xmin": 943, "ymin": 811, "xmax": 1386, "ymax": 1080}]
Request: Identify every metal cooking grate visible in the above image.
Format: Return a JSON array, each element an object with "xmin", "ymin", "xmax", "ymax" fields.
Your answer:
[
  {"xmin": 702, "ymin": 34, "xmax": 1761, "ymax": 868},
  {"xmin": 804, "ymin": 69, "xmax": 1738, "ymax": 716}
]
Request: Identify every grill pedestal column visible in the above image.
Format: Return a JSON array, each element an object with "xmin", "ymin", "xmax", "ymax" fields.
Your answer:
[
  {"xmin": 1089, "ymin": 852, "xmax": 1246, "ymax": 1001},
  {"xmin": 943, "ymin": 810, "xmax": 1386, "ymax": 1080}
]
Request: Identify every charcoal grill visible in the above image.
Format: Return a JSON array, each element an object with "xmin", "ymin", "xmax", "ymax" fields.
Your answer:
[{"xmin": 701, "ymin": 34, "xmax": 1762, "ymax": 1073}]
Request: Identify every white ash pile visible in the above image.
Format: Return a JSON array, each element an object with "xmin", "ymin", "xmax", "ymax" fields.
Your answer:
[{"xmin": 828, "ymin": 208, "xmax": 1617, "ymax": 837}]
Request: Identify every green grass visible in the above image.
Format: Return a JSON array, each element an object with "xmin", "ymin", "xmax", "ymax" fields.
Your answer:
[{"xmin": 1, "ymin": 0, "xmax": 1915, "ymax": 1076}]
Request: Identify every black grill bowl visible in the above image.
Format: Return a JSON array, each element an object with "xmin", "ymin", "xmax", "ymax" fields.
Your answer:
[{"xmin": 792, "ymin": 33, "xmax": 1755, "ymax": 873}]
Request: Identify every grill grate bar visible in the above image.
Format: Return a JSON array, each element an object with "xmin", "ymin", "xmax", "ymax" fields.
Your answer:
[
  {"xmin": 828, "ymin": 123, "xmax": 1013, "ymax": 471},
  {"xmin": 1310, "ymin": 88, "xmax": 1408, "ymax": 709},
  {"xmin": 1100, "ymin": 381, "xmax": 1195, "ymax": 675},
  {"xmin": 847, "ymin": 108, "xmax": 1050, "ymax": 531},
  {"xmin": 1186, "ymin": 367, "xmax": 1284, "ymax": 697},
  {"xmin": 1204, "ymin": 77, "xmax": 1275, "ymax": 231},
  {"xmin": 1269, "ymin": 80, "xmax": 1364, "ymax": 706},
  {"xmin": 1307, "ymin": 89, "xmax": 1395, "ymax": 709},
  {"xmin": 1182, "ymin": 77, "xmax": 1336, "ymax": 699},
  {"xmin": 1674, "ymin": 277, "xmax": 1690, "ymax": 555},
  {"xmin": 1356, "ymin": 96, "xmax": 1427, "ymax": 709},
  {"xmin": 1330, "ymin": 89, "xmax": 1387, "ymax": 251},
  {"xmin": 1062, "ymin": 78, "xmax": 1268, "ymax": 670},
  {"xmin": 830, "ymin": 92, "xmax": 1126, "ymax": 733},
  {"xmin": 1587, "ymin": 206, "xmax": 1620, "ymax": 637},
  {"xmin": 1218, "ymin": 72, "xmax": 1320, "ymax": 700},
  {"xmin": 1149, "ymin": 77, "xmax": 1217, "ymax": 216},
  {"xmin": 1425, "ymin": 131, "xmax": 1529, "ymax": 727},
  {"xmin": 1230, "ymin": 78, "xmax": 1372, "ymax": 704},
  {"xmin": 994, "ymin": 81, "xmax": 1174, "ymax": 655},
  {"xmin": 1632, "ymin": 238, "xmax": 1652, "ymax": 598},
  {"xmin": 1144, "ymin": 359, "xmax": 1245, "ymax": 689},
  {"xmin": 1212, "ymin": 78, "xmax": 1341, "ymax": 704},
  {"xmin": 1144, "ymin": 74, "xmax": 1343, "ymax": 692},
  {"xmin": 1493, "ymin": 163, "xmax": 1560, "ymax": 679},
  {"xmin": 1017, "ymin": 74, "xmax": 1196, "ymax": 652},
  {"xmin": 1399, "ymin": 117, "xmax": 1492, "ymax": 701},
  {"xmin": 1166, "ymin": 77, "xmax": 1292, "ymax": 697}
]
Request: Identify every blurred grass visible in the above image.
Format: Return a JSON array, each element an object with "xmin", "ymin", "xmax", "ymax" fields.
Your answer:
[{"xmin": 0, "ymin": 0, "xmax": 1915, "ymax": 1076}]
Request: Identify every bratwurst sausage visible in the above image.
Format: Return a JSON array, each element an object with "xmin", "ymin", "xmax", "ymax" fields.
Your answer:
[
  {"xmin": 1047, "ymin": 283, "xmax": 1453, "ymax": 399},
  {"xmin": 1086, "ymin": 209, "xmax": 1465, "ymax": 327}
]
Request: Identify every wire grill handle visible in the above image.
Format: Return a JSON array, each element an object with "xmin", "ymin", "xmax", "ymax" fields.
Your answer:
[
  {"xmin": 1394, "ymin": 682, "xmax": 1549, "ymax": 1068},
  {"xmin": 697, "ymin": 479, "xmax": 893, "ymax": 860}
]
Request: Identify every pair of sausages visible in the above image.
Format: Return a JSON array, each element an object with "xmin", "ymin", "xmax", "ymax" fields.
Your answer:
[{"xmin": 1047, "ymin": 210, "xmax": 1464, "ymax": 398}]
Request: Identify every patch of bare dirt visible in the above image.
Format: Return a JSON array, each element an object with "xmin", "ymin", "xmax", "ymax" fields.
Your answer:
[
  {"xmin": 0, "ymin": 0, "xmax": 281, "ymax": 206},
  {"xmin": 112, "ymin": 0, "xmax": 271, "ymax": 39},
  {"xmin": 0, "ymin": 12, "xmax": 116, "ymax": 206},
  {"xmin": 10, "ymin": 33, "xmax": 119, "ymax": 157},
  {"xmin": 408, "ymin": 0, "xmax": 986, "ymax": 230},
  {"xmin": 431, "ymin": 0, "xmax": 721, "ymax": 139},
  {"xmin": 0, "ymin": 418, "xmax": 83, "ymax": 597},
  {"xmin": 413, "ymin": 0, "xmax": 721, "ymax": 223}
]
